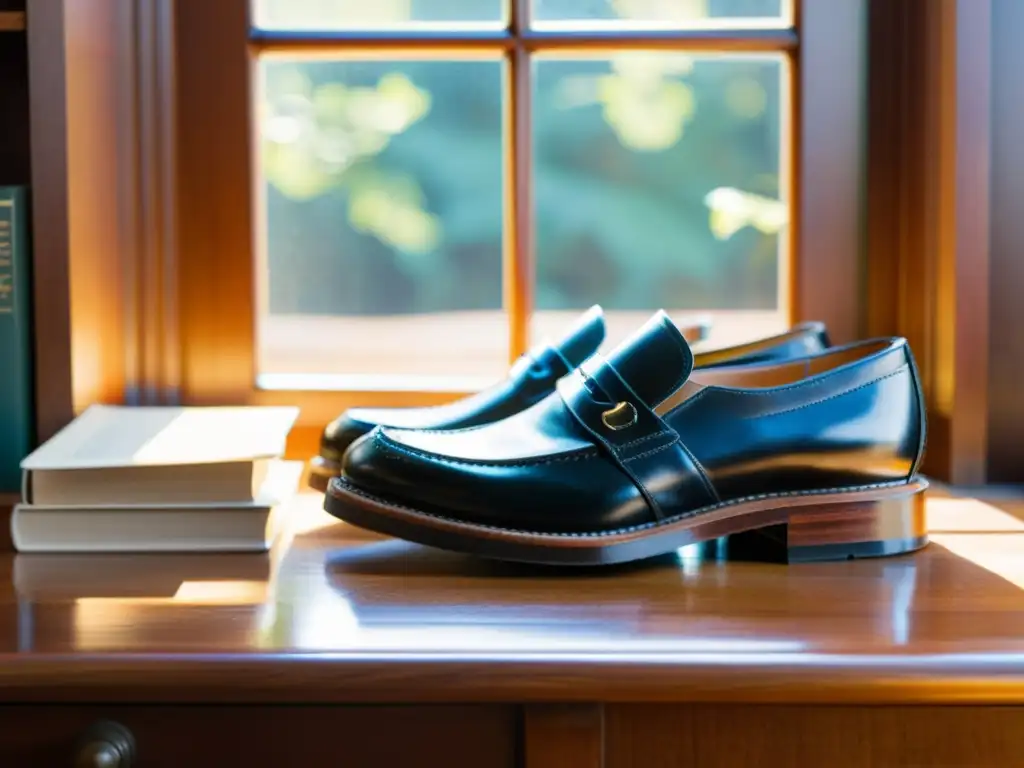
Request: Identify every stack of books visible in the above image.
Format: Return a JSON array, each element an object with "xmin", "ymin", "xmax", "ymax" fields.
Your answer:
[{"xmin": 11, "ymin": 404, "xmax": 301, "ymax": 553}]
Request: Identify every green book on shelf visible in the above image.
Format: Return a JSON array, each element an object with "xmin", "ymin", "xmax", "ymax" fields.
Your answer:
[{"xmin": 0, "ymin": 185, "xmax": 34, "ymax": 492}]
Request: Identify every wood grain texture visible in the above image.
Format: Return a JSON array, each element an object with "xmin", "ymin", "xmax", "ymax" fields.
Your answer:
[
  {"xmin": 524, "ymin": 705, "xmax": 603, "ymax": 768},
  {"xmin": 865, "ymin": 0, "xmax": 991, "ymax": 485},
  {"xmin": 605, "ymin": 704, "xmax": 1024, "ymax": 767},
  {"xmin": 0, "ymin": 704, "xmax": 515, "ymax": 768},
  {"xmin": 786, "ymin": 491, "xmax": 927, "ymax": 547},
  {"xmin": 0, "ymin": 489, "xmax": 1023, "ymax": 704}
]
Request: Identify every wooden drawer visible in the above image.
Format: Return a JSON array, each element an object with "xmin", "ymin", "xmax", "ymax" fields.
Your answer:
[
  {"xmin": 605, "ymin": 705, "xmax": 1024, "ymax": 768},
  {"xmin": 0, "ymin": 704, "xmax": 516, "ymax": 767}
]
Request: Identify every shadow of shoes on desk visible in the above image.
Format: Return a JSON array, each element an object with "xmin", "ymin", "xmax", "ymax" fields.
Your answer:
[
  {"xmin": 323, "ymin": 536, "xmax": 679, "ymax": 580},
  {"xmin": 320, "ymin": 517, "xmax": 907, "ymax": 581}
]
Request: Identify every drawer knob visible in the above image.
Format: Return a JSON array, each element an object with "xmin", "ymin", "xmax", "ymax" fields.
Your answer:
[{"xmin": 75, "ymin": 721, "xmax": 135, "ymax": 768}]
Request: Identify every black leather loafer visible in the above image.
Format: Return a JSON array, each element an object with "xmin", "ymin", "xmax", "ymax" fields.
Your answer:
[
  {"xmin": 309, "ymin": 311, "xmax": 831, "ymax": 491},
  {"xmin": 309, "ymin": 305, "xmax": 607, "ymax": 491},
  {"xmin": 326, "ymin": 311, "xmax": 927, "ymax": 566}
]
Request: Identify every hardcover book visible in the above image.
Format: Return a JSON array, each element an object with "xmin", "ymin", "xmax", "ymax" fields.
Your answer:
[{"xmin": 0, "ymin": 185, "xmax": 33, "ymax": 492}]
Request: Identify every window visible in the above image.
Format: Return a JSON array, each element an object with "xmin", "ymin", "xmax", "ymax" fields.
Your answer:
[
  {"xmin": 174, "ymin": 0, "xmax": 865, "ymax": 431},
  {"xmin": 28, "ymin": 0, "xmax": 1000, "ymax": 481}
]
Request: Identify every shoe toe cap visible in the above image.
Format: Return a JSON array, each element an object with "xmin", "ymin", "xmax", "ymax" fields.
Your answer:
[
  {"xmin": 342, "ymin": 427, "xmax": 647, "ymax": 534},
  {"xmin": 322, "ymin": 402, "xmax": 473, "ymax": 462},
  {"xmin": 342, "ymin": 427, "xmax": 456, "ymax": 500},
  {"xmin": 320, "ymin": 411, "xmax": 380, "ymax": 462}
]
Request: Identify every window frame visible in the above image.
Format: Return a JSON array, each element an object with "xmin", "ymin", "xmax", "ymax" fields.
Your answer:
[
  {"xmin": 28, "ymin": 0, "xmax": 993, "ymax": 482},
  {"xmin": 172, "ymin": 0, "xmax": 865, "ymax": 429}
]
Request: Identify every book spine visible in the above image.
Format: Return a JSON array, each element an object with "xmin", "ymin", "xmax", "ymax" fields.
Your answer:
[{"xmin": 0, "ymin": 186, "xmax": 33, "ymax": 493}]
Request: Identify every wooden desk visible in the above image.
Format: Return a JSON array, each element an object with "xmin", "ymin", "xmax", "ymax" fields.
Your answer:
[{"xmin": 1, "ymin": 488, "xmax": 1024, "ymax": 766}]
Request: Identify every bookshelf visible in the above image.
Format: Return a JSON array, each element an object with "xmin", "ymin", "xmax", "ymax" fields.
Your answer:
[
  {"xmin": 0, "ymin": 5, "xmax": 28, "ymax": 187},
  {"xmin": 0, "ymin": 1, "xmax": 29, "ymax": 513}
]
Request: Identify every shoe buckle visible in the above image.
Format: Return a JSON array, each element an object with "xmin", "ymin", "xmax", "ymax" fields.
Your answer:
[{"xmin": 601, "ymin": 401, "xmax": 638, "ymax": 431}]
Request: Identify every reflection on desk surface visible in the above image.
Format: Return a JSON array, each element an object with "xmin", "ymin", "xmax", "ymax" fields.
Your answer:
[{"xmin": 3, "ymin": 486, "xmax": 1024, "ymax": 661}]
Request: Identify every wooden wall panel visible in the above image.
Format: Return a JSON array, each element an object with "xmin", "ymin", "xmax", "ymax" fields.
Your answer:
[
  {"xmin": 865, "ymin": 0, "xmax": 991, "ymax": 485},
  {"xmin": 987, "ymin": 0, "xmax": 1024, "ymax": 482},
  {"xmin": 174, "ymin": 0, "xmax": 255, "ymax": 404},
  {"xmin": 27, "ymin": 0, "xmax": 133, "ymax": 441},
  {"xmin": 793, "ymin": 0, "xmax": 867, "ymax": 345},
  {"xmin": 606, "ymin": 705, "xmax": 1024, "ymax": 768}
]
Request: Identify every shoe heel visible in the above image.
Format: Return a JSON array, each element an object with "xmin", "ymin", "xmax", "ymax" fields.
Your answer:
[
  {"xmin": 730, "ymin": 483, "xmax": 928, "ymax": 563},
  {"xmin": 785, "ymin": 484, "xmax": 928, "ymax": 562},
  {"xmin": 307, "ymin": 456, "xmax": 341, "ymax": 493}
]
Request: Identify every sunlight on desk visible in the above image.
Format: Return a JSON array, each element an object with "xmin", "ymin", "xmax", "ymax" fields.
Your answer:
[
  {"xmin": 927, "ymin": 496, "xmax": 1024, "ymax": 533},
  {"xmin": 928, "ymin": 494, "xmax": 1024, "ymax": 591}
]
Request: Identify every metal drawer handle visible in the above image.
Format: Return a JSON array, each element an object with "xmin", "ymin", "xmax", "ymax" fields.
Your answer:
[{"xmin": 75, "ymin": 720, "xmax": 135, "ymax": 768}]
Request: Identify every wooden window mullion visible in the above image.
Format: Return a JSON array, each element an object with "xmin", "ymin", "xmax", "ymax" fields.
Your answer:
[{"xmin": 506, "ymin": 0, "xmax": 533, "ymax": 362}]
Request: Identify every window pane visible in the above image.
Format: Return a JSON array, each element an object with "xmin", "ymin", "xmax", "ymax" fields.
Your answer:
[
  {"xmin": 252, "ymin": 0, "xmax": 506, "ymax": 30},
  {"xmin": 532, "ymin": 0, "xmax": 787, "ymax": 29},
  {"xmin": 256, "ymin": 59, "xmax": 506, "ymax": 389},
  {"xmin": 532, "ymin": 53, "xmax": 787, "ymax": 350}
]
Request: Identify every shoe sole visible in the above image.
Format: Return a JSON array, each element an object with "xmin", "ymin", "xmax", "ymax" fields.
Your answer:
[
  {"xmin": 324, "ymin": 477, "xmax": 929, "ymax": 566},
  {"xmin": 307, "ymin": 455, "xmax": 340, "ymax": 493}
]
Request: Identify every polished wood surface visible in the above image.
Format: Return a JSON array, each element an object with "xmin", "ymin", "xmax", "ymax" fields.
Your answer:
[{"xmin": 1, "ymin": 486, "xmax": 1023, "ymax": 704}]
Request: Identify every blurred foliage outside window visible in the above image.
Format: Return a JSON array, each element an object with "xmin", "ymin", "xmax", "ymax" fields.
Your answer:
[{"xmin": 256, "ymin": 0, "xmax": 787, "ymax": 323}]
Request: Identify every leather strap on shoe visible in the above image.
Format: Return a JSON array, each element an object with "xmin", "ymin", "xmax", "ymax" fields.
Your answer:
[
  {"xmin": 528, "ymin": 342, "xmax": 575, "ymax": 380},
  {"xmin": 557, "ymin": 354, "xmax": 719, "ymax": 522},
  {"xmin": 508, "ymin": 341, "xmax": 576, "ymax": 392}
]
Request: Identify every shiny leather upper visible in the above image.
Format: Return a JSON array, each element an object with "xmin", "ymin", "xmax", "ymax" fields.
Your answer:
[
  {"xmin": 342, "ymin": 312, "xmax": 926, "ymax": 534},
  {"xmin": 319, "ymin": 305, "xmax": 607, "ymax": 462},
  {"xmin": 693, "ymin": 321, "xmax": 830, "ymax": 368},
  {"xmin": 321, "ymin": 313, "xmax": 831, "ymax": 462}
]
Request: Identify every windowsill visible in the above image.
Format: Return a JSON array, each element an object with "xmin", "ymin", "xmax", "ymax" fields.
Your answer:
[
  {"xmin": 270, "ymin": 308, "xmax": 788, "ymax": 458},
  {"xmin": 258, "ymin": 309, "xmax": 787, "ymax": 391}
]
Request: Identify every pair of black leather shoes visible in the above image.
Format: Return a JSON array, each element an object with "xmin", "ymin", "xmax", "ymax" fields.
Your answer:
[
  {"xmin": 319, "ymin": 308, "xmax": 928, "ymax": 566},
  {"xmin": 310, "ymin": 307, "xmax": 829, "ymax": 489}
]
